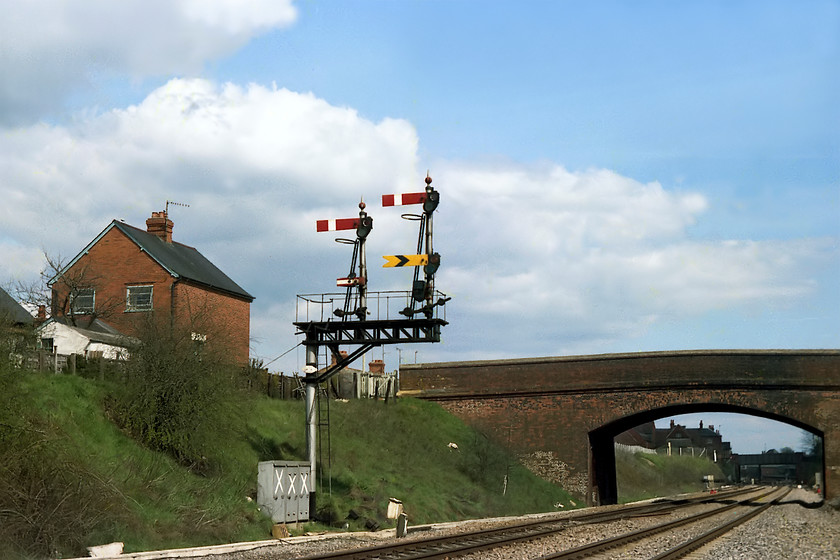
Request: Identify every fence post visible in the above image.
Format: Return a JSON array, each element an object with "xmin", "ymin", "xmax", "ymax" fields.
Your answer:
[
  {"xmin": 99, "ymin": 357, "xmax": 105, "ymax": 381},
  {"xmin": 69, "ymin": 353, "xmax": 76, "ymax": 376}
]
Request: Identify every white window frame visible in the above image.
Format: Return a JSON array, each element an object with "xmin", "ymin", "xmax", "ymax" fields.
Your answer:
[
  {"xmin": 70, "ymin": 288, "xmax": 95, "ymax": 314},
  {"xmin": 126, "ymin": 285, "xmax": 153, "ymax": 312}
]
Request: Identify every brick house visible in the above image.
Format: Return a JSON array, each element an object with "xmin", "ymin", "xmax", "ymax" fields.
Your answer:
[
  {"xmin": 49, "ymin": 212, "xmax": 254, "ymax": 364},
  {"xmin": 617, "ymin": 420, "xmax": 732, "ymax": 462}
]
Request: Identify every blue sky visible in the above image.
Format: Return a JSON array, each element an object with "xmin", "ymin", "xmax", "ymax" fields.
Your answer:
[{"xmin": 1, "ymin": 1, "xmax": 837, "ymax": 455}]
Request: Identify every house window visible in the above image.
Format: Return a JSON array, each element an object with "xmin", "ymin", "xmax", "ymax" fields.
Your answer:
[
  {"xmin": 70, "ymin": 288, "xmax": 95, "ymax": 314},
  {"xmin": 126, "ymin": 285, "xmax": 153, "ymax": 312}
]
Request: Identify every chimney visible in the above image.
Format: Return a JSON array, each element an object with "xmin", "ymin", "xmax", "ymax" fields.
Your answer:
[
  {"xmin": 369, "ymin": 359, "xmax": 385, "ymax": 374},
  {"xmin": 146, "ymin": 211, "xmax": 174, "ymax": 243},
  {"xmin": 35, "ymin": 305, "xmax": 47, "ymax": 325},
  {"xmin": 709, "ymin": 424, "xmax": 714, "ymax": 432},
  {"xmin": 699, "ymin": 420, "xmax": 703, "ymax": 429},
  {"xmin": 670, "ymin": 419, "xmax": 675, "ymax": 428},
  {"xmin": 331, "ymin": 351, "xmax": 348, "ymax": 366}
]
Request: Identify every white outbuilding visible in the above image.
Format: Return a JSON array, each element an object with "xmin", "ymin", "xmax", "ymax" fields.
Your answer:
[{"xmin": 37, "ymin": 318, "xmax": 135, "ymax": 360}]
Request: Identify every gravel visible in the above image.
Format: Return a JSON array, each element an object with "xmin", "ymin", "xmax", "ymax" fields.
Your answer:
[
  {"xmin": 107, "ymin": 488, "xmax": 839, "ymax": 560},
  {"xmin": 694, "ymin": 488, "xmax": 840, "ymax": 559}
]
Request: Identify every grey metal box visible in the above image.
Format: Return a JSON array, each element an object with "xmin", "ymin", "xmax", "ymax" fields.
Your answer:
[{"xmin": 257, "ymin": 461, "xmax": 311, "ymax": 523}]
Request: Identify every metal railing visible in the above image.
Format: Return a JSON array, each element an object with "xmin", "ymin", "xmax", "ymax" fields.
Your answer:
[{"xmin": 295, "ymin": 290, "xmax": 449, "ymax": 324}]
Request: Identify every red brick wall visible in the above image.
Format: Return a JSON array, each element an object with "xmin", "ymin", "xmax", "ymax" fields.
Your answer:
[
  {"xmin": 173, "ymin": 281, "xmax": 251, "ymax": 365},
  {"xmin": 51, "ymin": 227, "xmax": 173, "ymax": 334},
  {"xmin": 52, "ymin": 226, "xmax": 251, "ymax": 365},
  {"xmin": 399, "ymin": 351, "xmax": 840, "ymax": 503}
]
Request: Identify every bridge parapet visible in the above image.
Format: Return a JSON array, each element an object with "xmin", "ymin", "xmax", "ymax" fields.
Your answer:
[{"xmin": 399, "ymin": 350, "xmax": 840, "ymax": 398}]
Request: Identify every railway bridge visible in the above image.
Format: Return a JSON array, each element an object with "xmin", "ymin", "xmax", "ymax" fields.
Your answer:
[{"xmin": 398, "ymin": 350, "xmax": 840, "ymax": 505}]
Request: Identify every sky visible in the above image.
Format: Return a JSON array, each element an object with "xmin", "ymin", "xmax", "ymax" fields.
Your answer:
[{"xmin": 1, "ymin": 2, "xmax": 837, "ymax": 454}]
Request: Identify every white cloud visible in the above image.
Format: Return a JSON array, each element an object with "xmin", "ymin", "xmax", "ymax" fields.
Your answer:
[
  {"xmin": 433, "ymin": 161, "xmax": 831, "ymax": 353},
  {"xmin": 181, "ymin": 0, "xmax": 296, "ymax": 34},
  {"xmin": 0, "ymin": 0, "xmax": 298, "ymax": 123},
  {"xmin": 0, "ymin": 79, "xmax": 833, "ymax": 370},
  {"xmin": 0, "ymin": 78, "xmax": 421, "ymax": 362}
]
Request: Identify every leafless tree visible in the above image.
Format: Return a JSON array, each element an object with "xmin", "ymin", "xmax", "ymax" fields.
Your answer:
[{"xmin": 12, "ymin": 252, "xmax": 121, "ymax": 327}]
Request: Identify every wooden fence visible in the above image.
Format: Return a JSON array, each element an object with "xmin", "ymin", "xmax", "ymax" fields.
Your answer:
[
  {"xmin": 12, "ymin": 350, "xmax": 125, "ymax": 379},
  {"xmin": 248, "ymin": 370, "xmax": 399, "ymax": 401},
  {"xmin": 8, "ymin": 350, "xmax": 399, "ymax": 401}
]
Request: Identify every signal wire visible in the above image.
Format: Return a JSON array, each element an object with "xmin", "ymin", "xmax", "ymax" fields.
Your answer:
[{"xmin": 263, "ymin": 341, "xmax": 303, "ymax": 368}]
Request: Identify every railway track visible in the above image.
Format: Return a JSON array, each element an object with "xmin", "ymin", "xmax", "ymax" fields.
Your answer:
[
  {"xmin": 296, "ymin": 486, "xmax": 775, "ymax": 560},
  {"xmin": 536, "ymin": 486, "xmax": 790, "ymax": 559}
]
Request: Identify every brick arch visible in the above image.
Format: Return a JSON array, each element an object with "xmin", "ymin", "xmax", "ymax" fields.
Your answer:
[
  {"xmin": 398, "ymin": 350, "xmax": 840, "ymax": 504},
  {"xmin": 589, "ymin": 403, "xmax": 824, "ymax": 505}
]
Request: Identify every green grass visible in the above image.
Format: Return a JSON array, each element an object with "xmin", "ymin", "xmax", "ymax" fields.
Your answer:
[
  {"xmin": 0, "ymin": 370, "xmax": 573, "ymax": 558},
  {"xmin": 321, "ymin": 398, "xmax": 573, "ymax": 527},
  {"xmin": 615, "ymin": 447, "xmax": 727, "ymax": 503},
  {"xmin": 4, "ymin": 372, "xmax": 276, "ymax": 557}
]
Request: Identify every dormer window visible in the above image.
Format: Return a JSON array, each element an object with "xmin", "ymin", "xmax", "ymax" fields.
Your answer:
[
  {"xmin": 70, "ymin": 288, "xmax": 95, "ymax": 314},
  {"xmin": 126, "ymin": 285, "xmax": 153, "ymax": 312}
]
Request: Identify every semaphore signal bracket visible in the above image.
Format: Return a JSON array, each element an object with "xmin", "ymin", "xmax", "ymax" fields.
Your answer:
[
  {"xmin": 294, "ymin": 173, "xmax": 449, "ymax": 382},
  {"xmin": 293, "ymin": 174, "xmax": 450, "ymax": 515}
]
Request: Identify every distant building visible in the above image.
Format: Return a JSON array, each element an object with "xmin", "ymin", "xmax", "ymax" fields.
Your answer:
[
  {"xmin": 48, "ymin": 212, "xmax": 254, "ymax": 365},
  {"xmin": 734, "ymin": 451, "xmax": 820, "ymax": 485},
  {"xmin": 616, "ymin": 419, "xmax": 732, "ymax": 462},
  {"xmin": 320, "ymin": 351, "xmax": 397, "ymax": 399}
]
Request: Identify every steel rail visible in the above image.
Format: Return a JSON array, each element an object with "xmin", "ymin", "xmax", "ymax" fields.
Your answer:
[
  {"xmin": 650, "ymin": 487, "xmax": 792, "ymax": 560},
  {"xmin": 296, "ymin": 487, "xmax": 764, "ymax": 560},
  {"xmin": 536, "ymin": 487, "xmax": 786, "ymax": 560}
]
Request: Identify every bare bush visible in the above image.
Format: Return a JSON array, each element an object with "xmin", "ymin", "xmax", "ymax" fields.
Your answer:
[{"xmin": 105, "ymin": 312, "xmax": 243, "ymax": 473}]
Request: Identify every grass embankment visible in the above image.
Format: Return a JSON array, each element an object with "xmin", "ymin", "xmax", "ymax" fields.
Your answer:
[
  {"xmin": 0, "ymin": 370, "xmax": 574, "ymax": 559},
  {"xmin": 615, "ymin": 446, "xmax": 727, "ymax": 503}
]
